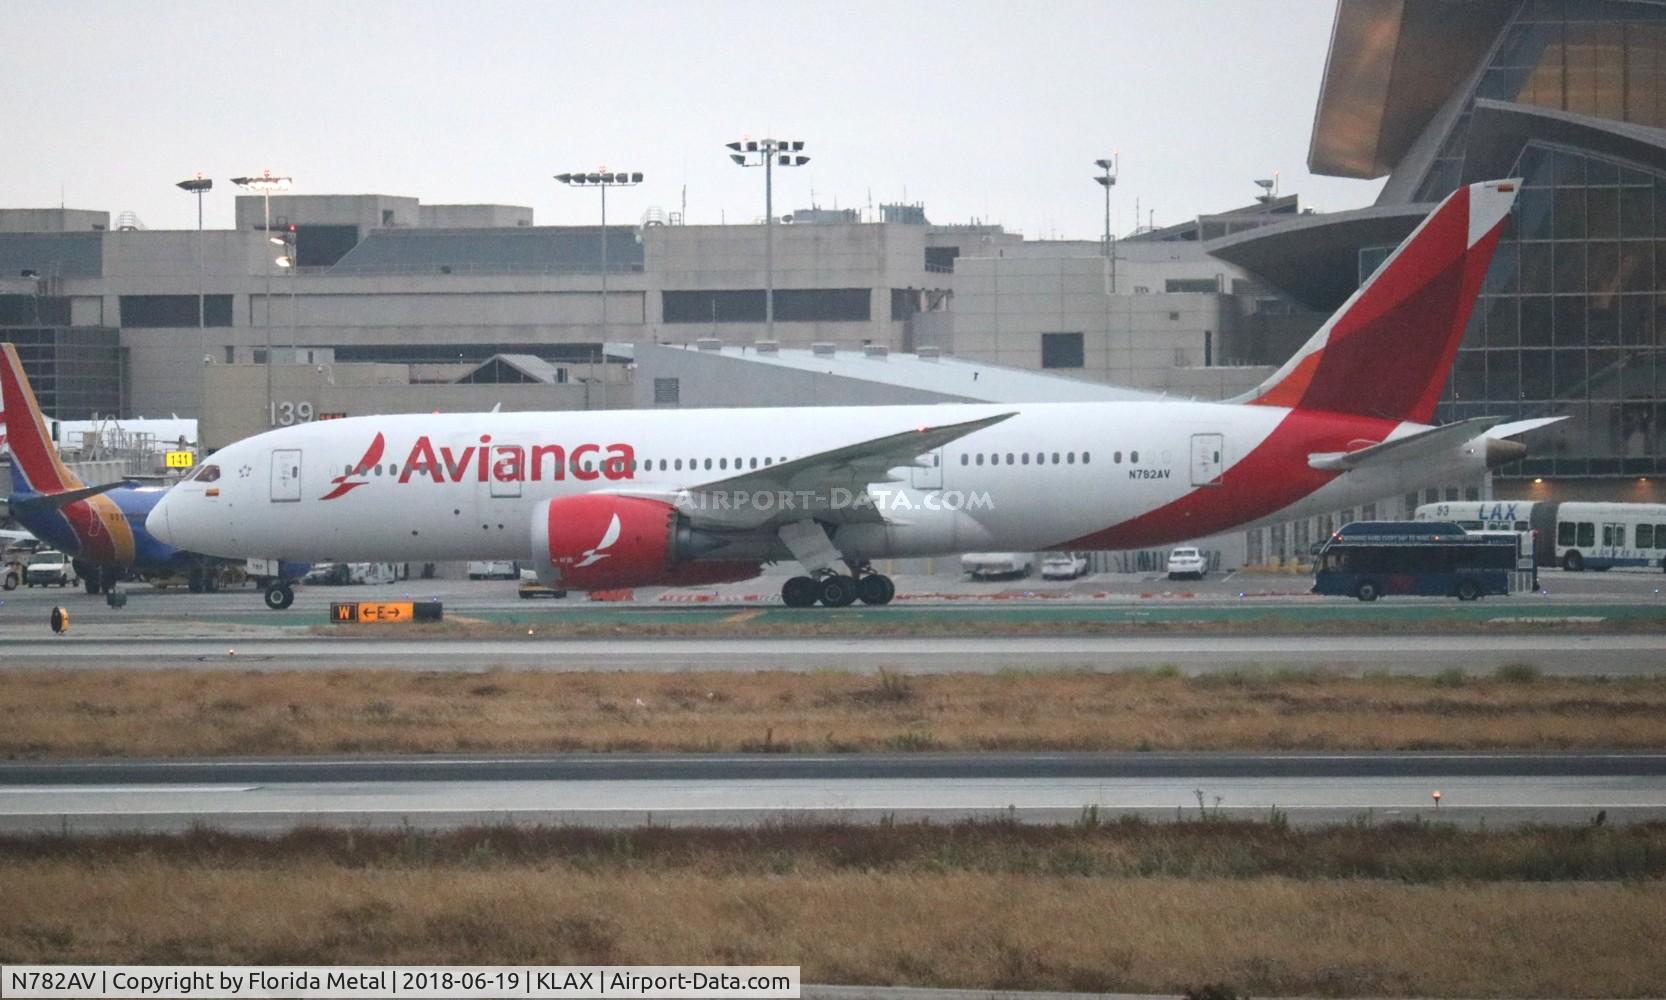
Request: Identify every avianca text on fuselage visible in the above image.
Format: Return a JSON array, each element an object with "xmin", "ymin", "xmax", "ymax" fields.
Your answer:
[{"xmin": 385, "ymin": 435, "xmax": 636, "ymax": 488}]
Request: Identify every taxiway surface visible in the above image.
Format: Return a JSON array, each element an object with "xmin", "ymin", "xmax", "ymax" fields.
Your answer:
[{"xmin": 1, "ymin": 753, "xmax": 1661, "ymax": 834}]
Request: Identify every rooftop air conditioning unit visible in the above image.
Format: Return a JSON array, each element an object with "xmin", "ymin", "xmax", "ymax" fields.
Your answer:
[
  {"xmin": 917, "ymin": 346, "xmax": 942, "ymax": 360},
  {"xmin": 811, "ymin": 342, "xmax": 837, "ymax": 357},
  {"xmin": 863, "ymin": 344, "xmax": 889, "ymax": 359},
  {"xmin": 696, "ymin": 338, "xmax": 723, "ymax": 352},
  {"xmin": 754, "ymin": 340, "xmax": 780, "ymax": 354}
]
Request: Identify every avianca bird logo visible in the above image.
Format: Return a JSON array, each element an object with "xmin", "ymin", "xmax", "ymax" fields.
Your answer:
[
  {"xmin": 320, "ymin": 433, "xmax": 386, "ymax": 501},
  {"xmin": 573, "ymin": 513, "xmax": 622, "ymax": 568}
]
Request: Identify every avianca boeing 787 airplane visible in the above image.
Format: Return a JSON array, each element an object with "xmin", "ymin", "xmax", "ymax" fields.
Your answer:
[{"xmin": 149, "ymin": 179, "xmax": 1556, "ymax": 609}]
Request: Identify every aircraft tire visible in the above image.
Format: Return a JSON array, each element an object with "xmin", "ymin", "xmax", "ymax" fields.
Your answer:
[
  {"xmin": 264, "ymin": 583, "xmax": 295, "ymax": 611},
  {"xmin": 83, "ymin": 577, "xmax": 102, "ymax": 596},
  {"xmin": 818, "ymin": 574, "xmax": 859, "ymax": 608},
  {"xmin": 856, "ymin": 574, "xmax": 895, "ymax": 606},
  {"xmin": 781, "ymin": 576, "xmax": 819, "ymax": 608}
]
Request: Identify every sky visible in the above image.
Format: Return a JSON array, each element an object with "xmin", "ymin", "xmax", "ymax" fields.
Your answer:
[{"xmin": 0, "ymin": 0, "xmax": 1386, "ymax": 240}]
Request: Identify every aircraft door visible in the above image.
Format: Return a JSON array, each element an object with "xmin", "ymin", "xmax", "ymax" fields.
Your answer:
[
  {"xmin": 489, "ymin": 464, "xmax": 523, "ymax": 499},
  {"xmin": 911, "ymin": 448, "xmax": 943, "ymax": 490},
  {"xmin": 1190, "ymin": 433, "xmax": 1224, "ymax": 487},
  {"xmin": 270, "ymin": 449, "xmax": 303, "ymax": 502}
]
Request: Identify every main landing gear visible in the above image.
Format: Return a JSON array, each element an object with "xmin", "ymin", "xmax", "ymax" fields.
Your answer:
[
  {"xmin": 263, "ymin": 580, "xmax": 296, "ymax": 610},
  {"xmin": 775, "ymin": 521, "xmax": 896, "ymax": 608},
  {"xmin": 780, "ymin": 568, "xmax": 895, "ymax": 608}
]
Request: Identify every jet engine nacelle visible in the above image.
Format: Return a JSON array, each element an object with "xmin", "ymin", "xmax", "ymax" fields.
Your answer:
[{"xmin": 530, "ymin": 494, "xmax": 760, "ymax": 591}]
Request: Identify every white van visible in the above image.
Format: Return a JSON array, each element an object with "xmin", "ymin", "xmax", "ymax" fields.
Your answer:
[{"xmin": 467, "ymin": 560, "xmax": 519, "ymax": 580}]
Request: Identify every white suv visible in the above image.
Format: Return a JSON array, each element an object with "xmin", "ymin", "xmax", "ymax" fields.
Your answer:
[{"xmin": 1166, "ymin": 547, "xmax": 1207, "ymax": 581}]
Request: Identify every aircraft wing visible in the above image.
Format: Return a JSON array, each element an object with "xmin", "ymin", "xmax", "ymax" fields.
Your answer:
[{"xmin": 664, "ymin": 412, "xmax": 1017, "ymax": 529}]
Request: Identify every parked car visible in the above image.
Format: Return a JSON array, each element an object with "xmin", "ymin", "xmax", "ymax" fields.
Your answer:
[
  {"xmin": 1041, "ymin": 552, "xmax": 1089, "ymax": 580},
  {"xmin": 962, "ymin": 552, "xmax": 1033, "ymax": 580},
  {"xmin": 24, "ymin": 549, "xmax": 76, "ymax": 587},
  {"xmin": 1166, "ymin": 547, "xmax": 1207, "ymax": 581},
  {"xmin": 468, "ymin": 560, "xmax": 519, "ymax": 581}
]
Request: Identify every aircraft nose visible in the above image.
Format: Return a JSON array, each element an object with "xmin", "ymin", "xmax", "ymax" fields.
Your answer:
[{"xmin": 145, "ymin": 494, "xmax": 176, "ymax": 545}]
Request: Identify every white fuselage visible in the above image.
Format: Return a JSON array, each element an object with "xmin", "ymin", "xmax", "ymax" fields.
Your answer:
[{"xmin": 148, "ymin": 401, "xmax": 1489, "ymax": 566}]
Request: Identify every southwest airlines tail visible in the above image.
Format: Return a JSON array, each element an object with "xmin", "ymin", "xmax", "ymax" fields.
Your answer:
[
  {"xmin": 1238, "ymin": 179, "xmax": 1518, "ymax": 425},
  {"xmin": 0, "ymin": 342, "xmax": 87, "ymax": 497}
]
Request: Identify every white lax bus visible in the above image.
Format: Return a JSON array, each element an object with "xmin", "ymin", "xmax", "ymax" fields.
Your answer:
[{"xmin": 1416, "ymin": 500, "xmax": 1666, "ymax": 571}]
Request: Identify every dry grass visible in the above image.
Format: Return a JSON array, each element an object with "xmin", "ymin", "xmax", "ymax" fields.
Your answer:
[
  {"xmin": 3, "ymin": 822, "xmax": 1665, "ymax": 995},
  {"xmin": 4, "ymin": 667, "xmax": 1666, "ymax": 757}
]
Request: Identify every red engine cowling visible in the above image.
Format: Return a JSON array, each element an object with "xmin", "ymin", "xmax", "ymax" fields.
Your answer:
[{"xmin": 530, "ymin": 494, "xmax": 760, "ymax": 591}]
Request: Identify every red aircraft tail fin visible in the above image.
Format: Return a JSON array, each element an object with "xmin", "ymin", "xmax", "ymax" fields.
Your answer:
[{"xmin": 1240, "ymin": 179, "xmax": 1518, "ymax": 425}]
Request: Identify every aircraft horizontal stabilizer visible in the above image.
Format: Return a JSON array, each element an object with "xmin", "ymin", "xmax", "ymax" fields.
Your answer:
[
  {"xmin": 1307, "ymin": 416, "xmax": 1508, "ymax": 472},
  {"xmin": 1484, "ymin": 415, "xmax": 1568, "ymax": 439},
  {"xmin": 9, "ymin": 479, "xmax": 136, "ymax": 512}
]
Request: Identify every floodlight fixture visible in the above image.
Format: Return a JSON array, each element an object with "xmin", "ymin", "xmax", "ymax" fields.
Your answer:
[
  {"xmin": 1094, "ymin": 153, "xmax": 1120, "ymax": 278},
  {"xmin": 725, "ymin": 137, "xmax": 812, "ymax": 340},
  {"xmin": 554, "ymin": 166, "xmax": 646, "ymax": 354}
]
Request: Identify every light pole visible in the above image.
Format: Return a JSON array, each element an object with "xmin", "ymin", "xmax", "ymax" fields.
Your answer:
[
  {"xmin": 176, "ymin": 175, "xmax": 212, "ymax": 421},
  {"xmin": 726, "ymin": 138, "xmax": 809, "ymax": 341},
  {"xmin": 272, "ymin": 222, "xmax": 298, "ymax": 356},
  {"xmin": 1094, "ymin": 153, "xmax": 1118, "ymax": 292},
  {"xmin": 230, "ymin": 171, "xmax": 291, "ymax": 427},
  {"xmin": 555, "ymin": 170, "xmax": 643, "ymax": 345}
]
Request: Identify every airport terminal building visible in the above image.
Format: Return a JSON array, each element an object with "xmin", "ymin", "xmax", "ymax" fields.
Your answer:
[{"xmin": 1216, "ymin": 0, "xmax": 1666, "ymax": 506}]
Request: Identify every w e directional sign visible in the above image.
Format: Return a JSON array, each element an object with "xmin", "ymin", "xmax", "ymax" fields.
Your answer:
[{"xmin": 329, "ymin": 601, "xmax": 442, "ymax": 624}]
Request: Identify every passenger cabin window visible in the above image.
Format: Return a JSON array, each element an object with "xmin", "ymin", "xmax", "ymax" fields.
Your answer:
[
  {"xmin": 1083, "ymin": 451, "xmax": 1091, "ymax": 464},
  {"xmin": 1639, "ymin": 523, "xmax": 1655, "ymax": 549},
  {"xmin": 1558, "ymin": 522, "xmax": 1575, "ymax": 546},
  {"xmin": 1577, "ymin": 522, "xmax": 1595, "ymax": 547}
]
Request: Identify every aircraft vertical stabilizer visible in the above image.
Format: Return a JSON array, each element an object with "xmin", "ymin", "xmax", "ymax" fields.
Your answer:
[{"xmin": 1238, "ymin": 179, "xmax": 1519, "ymax": 425}]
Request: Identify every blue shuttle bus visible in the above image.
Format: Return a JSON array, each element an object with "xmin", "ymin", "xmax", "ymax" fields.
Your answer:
[{"xmin": 1313, "ymin": 521, "xmax": 1534, "ymax": 602}]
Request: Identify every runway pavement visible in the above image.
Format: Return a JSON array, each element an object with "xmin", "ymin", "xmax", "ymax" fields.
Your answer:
[
  {"xmin": 3, "ymin": 631, "xmax": 1665, "ymax": 674},
  {"xmin": 1, "ymin": 752, "xmax": 1661, "ymax": 834}
]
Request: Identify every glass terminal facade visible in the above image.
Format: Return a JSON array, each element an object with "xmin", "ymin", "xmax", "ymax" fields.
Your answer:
[{"xmin": 1394, "ymin": 1, "xmax": 1666, "ymax": 479}]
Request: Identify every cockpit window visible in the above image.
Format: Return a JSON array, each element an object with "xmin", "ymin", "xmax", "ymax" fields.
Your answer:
[{"xmin": 189, "ymin": 464, "xmax": 221, "ymax": 483}]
